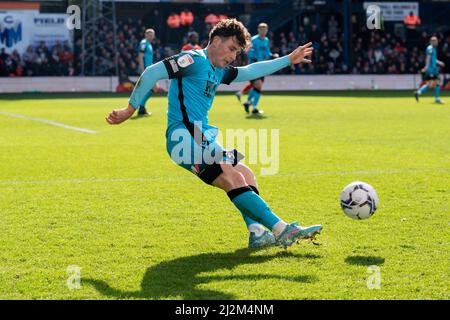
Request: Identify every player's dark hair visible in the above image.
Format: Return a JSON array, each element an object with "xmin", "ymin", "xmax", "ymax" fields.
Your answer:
[{"xmin": 208, "ymin": 19, "xmax": 251, "ymax": 50}]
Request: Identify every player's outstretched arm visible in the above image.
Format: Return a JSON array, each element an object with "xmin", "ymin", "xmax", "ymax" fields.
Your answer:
[
  {"xmin": 288, "ymin": 42, "xmax": 313, "ymax": 65},
  {"xmin": 106, "ymin": 104, "xmax": 136, "ymax": 125},
  {"xmin": 421, "ymin": 55, "xmax": 431, "ymax": 73},
  {"xmin": 138, "ymin": 52, "xmax": 145, "ymax": 74},
  {"xmin": 233, "ymin": 42, "xmax": 313, "ymax": 83},
  {"xmin": 106, "ymin": 61, "xmax": 169, "ymax": 125}
]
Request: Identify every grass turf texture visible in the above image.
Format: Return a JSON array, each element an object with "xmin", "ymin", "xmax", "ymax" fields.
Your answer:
[{"xmin": 0, "ymin": 91, "xmax": 449, "ymax": 300}]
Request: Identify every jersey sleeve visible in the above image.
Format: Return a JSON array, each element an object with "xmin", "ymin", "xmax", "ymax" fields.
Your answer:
[
  {"xmin": 221, "ymin": 66, "xmax": 238, "ymax": 85},
  {"xmin": 426, "ymin": 46, "xmax": 432, "ymax": 56},
  {"xmin": 139, "ymin": 41, "xmax": 146, "ymax": 53},
  {"xmin": 233, "ymin": 55, "xmax": 290, "ymax": 83},
  {"xmin": 265, "ymin": 38, "xmax": 272, "ymax": 60},
  {"xmin": 129, "ymin": 61, "xmax": 169, "ymax": 109},
  {"xmin": 162, "ymin": 52, "xmax": 197, "ymax": 79}
]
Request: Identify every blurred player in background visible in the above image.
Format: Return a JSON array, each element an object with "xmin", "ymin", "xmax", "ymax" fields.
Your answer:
[
  {"xmin": 237, "ymin": 23, "xmax": 279, "ymax": 115},
  {"xmin": 137, "ymin": 28, "xmax": 156, "ymax": 116},
  {"xmin": 234, "ymin": 49, "xmax": 252, "ymax": 102},
  {"xmin": 415, "ymin": 36, "xmax": 445, "ymax": 104},
  {"xmin": 182, "ymin": 31, "xmax": 202, "ymax": 51}
]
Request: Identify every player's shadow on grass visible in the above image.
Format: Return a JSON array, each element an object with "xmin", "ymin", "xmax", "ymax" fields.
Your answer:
[
  {"xmin": 345, "ymin": 255, "xmax": 385, "ymax": 266},
  {"xmin": 85, "ymin": 248, "xmax": 320, "ymax": 299},
  {"xmin": 245, "ymin": 114, "xmax": 267, "ymax": 120},
  {"xmin": 130, "ymin": 114, "xmax": 153, "ymax": 120}
]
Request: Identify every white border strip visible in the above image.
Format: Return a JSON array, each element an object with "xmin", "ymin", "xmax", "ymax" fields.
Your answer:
[{"xmin": 0, "ymin": 111, "xmax": 97, "ymax": 134}]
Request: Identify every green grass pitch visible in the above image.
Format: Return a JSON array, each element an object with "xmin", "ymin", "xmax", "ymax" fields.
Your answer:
[{"xmin": 0, "ymin": 91, "xmax": 448, "ymax": 300}]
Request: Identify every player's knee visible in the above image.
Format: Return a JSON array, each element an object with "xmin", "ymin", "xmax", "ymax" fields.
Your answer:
[
  {"xmin": 236, "ymin": 163, "xmax": 256, "ymax": 184},
  {"xmin": 219, "ymin": 166, "xmax": 247, "ymax": 190},
  {"xmin": 228, "ymin": 169, "xmax": 247, "ymax": 189}
]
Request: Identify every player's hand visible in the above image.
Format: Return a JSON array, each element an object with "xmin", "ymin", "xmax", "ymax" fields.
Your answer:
[
  {"xmin": 438, "ymin": 61, "xmax": 445, "ymax": 67},
  {"xmin": 106, "ymin": 104, "xmax": 135, "ymax": 125},
  {"xmin": 421, "ymin": 67, "xmax": 426, "ymax": 73},
  {"xmin": 288, "ymin": 42, "xmax": 314, "ymax": 65},
  {"xmin": 272, "ymin": 53, "xmax": 280, "ymax": 59}
]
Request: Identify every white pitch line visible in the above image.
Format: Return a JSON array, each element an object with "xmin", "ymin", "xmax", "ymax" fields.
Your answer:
[
  {"xmin": 0, "ymin": 168, "xmax": 447, "ymax": 186},
  {"xmin": 0, "ymin": 176, "xmax": 196, "ymax": 186},
  {"xmin": 0, "ymin": 111, "xmax": 97, "ymax": 134},
  {"xmin": 270, "ymin": 168, "xmax": 450, "ymax": 177}
]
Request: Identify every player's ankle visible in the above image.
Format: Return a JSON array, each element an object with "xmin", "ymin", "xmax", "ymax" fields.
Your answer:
[
  {"xmin": 272, "ymin": 220, "xmax": 288, "ymax": 237},
  {"xmin": 248, "ymin": 224, "xmax": 265, "ymax": 236}
]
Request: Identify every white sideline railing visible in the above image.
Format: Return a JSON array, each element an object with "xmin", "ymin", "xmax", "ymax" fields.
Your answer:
[
  {"xmin": 0, "ymin": 74, "xmax": 441, "ymax": 93},
  {"xmin": 0, "ymin": 77, "xmax": 119, "ymax": 93}
]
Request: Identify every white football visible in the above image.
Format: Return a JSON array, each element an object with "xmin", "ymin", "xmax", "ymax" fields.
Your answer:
[{"xmin": 340, "ymin": 181, "xmax": 379, "ymax": 220}]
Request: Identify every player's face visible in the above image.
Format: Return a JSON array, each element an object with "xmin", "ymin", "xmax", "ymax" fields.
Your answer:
[
  {"xmin": 190, "ymin": 34, "xmax": 199, "ymax": 44},
  {"xmin": 431, "ymin": 38, "xmax": 438, "ymax": 47},
  {"xmin": 215, "ymin": 36, "xmax": 241, "ymax": 68},
  {"xmin": 258, "ymin": 27, "xmax": 268, "ymax": 37},
  {"xmin": 146, "ymin": 32, "xmax": 155, "ymax": 42}
]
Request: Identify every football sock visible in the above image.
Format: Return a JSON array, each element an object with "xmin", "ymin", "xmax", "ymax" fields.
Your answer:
[
  {"xmin": 227, "ymin": 186, "xmax": 281, "ymax": 230},
  {"xmin": 434, "ymin": 85, "xmax": 441, "ymax": 100},
  {"xmin": 241, "ymin": 212, "xmax": 261, "ymax": 230},
  {"xmin": 241, "ymin": 185, "xmax": 266, "ymax": 235},
  {"xmin": 242, "ymin": 83, "xmax": 253, "ymax": 94},
  {"xmin": 248, "ymin": 224, "xmax": 265, "ymax": 236},
  {"xmin": 418, "ymin": 84, "xmax": 429, "ymax": 95},
  {"xmin": 238, "ymin": 185, "xmax": 268, "ymax": 232},
  {"xmin": 247, "ymin": 88, "xmax": 256, "ymax": 104},
  {"xmin": 252, "ymin": 88, "xmax": 261, "ymax": 109},
  {"xmin": 272, "ymin": 220, "xmax": 288, "ymax": 237}
]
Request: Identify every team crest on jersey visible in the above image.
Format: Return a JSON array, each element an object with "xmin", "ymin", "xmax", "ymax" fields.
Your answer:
[
  {"xmin": 203, "ymin": 71, "xmax": 218, "ymax": 98},
  {"xmin": 177, "ymin": 54, "xmax": 194, "ymax": 68},
  {"xmin": 203, "ymin": 80, "xmax": 217, "ymax": 98}
]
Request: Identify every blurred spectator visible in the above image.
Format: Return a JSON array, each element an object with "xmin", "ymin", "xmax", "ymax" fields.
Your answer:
[
  {"xmin": 22, "ymin": 45, "xmax": 38, "ymax": 76},
  {"xmin": 297, "ymin": 26, "xmax": 307, "ymax": 44},
  {"xmin": 167, "ymin": 13, "xmax": 181, "ymax": 28},
  {"xmin": 59, "ymin": 44, "xmax": 74, "ymax": 65},
  {"xmin": 1, "ymin": 14, "xmax": 449, "ymax": 78},
  {"xmin": 404, "ymin": 11, "xmax": 421, "ymax": 30},
  {"xmin": 180, "ymin": 9, "xmax": 194, "ymax": 26},
  {"xmin": 0, "ymin": 48, "xmax": 8, "ymax": 61},
  {"xmin": 204, "ymin": 13, "xmax": 219, "ymax": 25},
  {"xmin": 182, "ymin": 31, "xmax": 202, "ymax": 51},
  {"xmin": 36, "ymin": 41, "xmax": 50, "ymax": 61},
  {"xmin": 328, "ymin": 15, "xmax": 339, "ymax": 39},
  {"xmin": 218, "ymin": 14, "xmax": 228, "ymax": 22},
  {"xmin": 404, "ymin": 11, "xmax": 421, "ymax": 42},
  {"xmin": 308, "ymin": 24, "xmax": 321, "ymax": 45}
]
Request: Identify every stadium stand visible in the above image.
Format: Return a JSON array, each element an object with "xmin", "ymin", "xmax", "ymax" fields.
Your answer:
[{"xmin": 0, "ymin": 2, "xmax": 449, "ymax": 85}]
